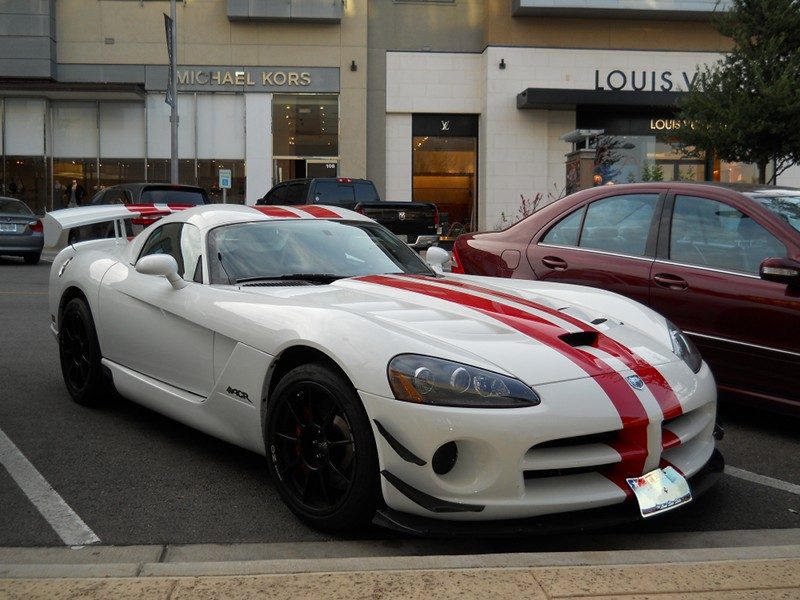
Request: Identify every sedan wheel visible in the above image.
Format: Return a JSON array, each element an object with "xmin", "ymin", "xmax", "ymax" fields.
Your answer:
[
  {"xmin": 59, "ymin": 298, "xmax": 107, "ymax": 406},
  {"xmin": 267, "ymin": 363, "xmax": 378, "ymax": 531}
]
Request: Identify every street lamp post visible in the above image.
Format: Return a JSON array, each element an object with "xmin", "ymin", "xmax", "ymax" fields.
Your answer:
[
  {"xmin": 164, "ymin": 0, "xmax": 179, "ymax": 183},
  {"xmin": 169, "ymin": 0, "xmax": 179, "ymax": 184}
]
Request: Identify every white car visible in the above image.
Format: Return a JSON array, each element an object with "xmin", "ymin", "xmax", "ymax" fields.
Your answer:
[{"xmin": 45, "ymin": 203, "xmax": 723, "ymax": 535}]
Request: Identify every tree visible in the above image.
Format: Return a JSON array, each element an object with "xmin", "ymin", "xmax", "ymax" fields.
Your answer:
[{"xmin": 676, "ymin": 0, "xmax": 800, "ymax": 184}]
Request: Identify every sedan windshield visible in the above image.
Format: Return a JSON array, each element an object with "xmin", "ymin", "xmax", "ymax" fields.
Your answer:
[
  {"xmin": 748, "ymin": 192, "xmax": 800, "ymax": 233},
  {"xmin": 208, "ymin": 220, "xmax": 434, "ymax": 284}
]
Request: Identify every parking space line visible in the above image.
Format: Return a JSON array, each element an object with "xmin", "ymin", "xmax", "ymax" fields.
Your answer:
[
  {"xmin": 727, "ymin": 466, "xmax": 800, "ymax": 496},
  {"xmin": 0, "ymin": 428, "xmax": 100, "ymax": 546}
]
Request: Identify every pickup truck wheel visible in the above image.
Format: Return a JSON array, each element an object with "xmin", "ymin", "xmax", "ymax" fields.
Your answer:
[
  {"xmin": 59, "ymin": 298, "xmax": 107, "ymax": 406},
  {"xmin": 266, "ymin": 362, "xmax": 379, "ymax": 531}
]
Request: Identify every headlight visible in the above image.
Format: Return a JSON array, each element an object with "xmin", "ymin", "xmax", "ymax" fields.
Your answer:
[
  {"xmin": 387, "ymin": 354, "xmax": 540, "ymax": 408},
  {"xmin": 666, "ymin": 321, "xmax": 702, "ymax": 373}
]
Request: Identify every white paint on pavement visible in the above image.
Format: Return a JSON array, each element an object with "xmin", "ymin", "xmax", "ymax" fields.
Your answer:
[
  {"xmin": 727, "ymin": 465, "xmax": 800, "ymax": 496},
  {"xmin": 0, "ymin": 428, "xmax": 100, "ymax": 546}
]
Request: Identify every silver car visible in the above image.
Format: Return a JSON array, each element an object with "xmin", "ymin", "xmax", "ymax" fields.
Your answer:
[{"xmin": 0, "ymin": 197, "xmax": 43, "ymax": 264}]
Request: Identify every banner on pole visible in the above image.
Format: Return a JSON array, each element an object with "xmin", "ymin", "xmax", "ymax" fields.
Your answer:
[{"xmin": 164, "ymin": 13, "xmax": 175, "ymax": 107}]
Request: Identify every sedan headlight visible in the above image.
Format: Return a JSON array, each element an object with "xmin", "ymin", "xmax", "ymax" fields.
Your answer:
[
  {"xmin": 667, "ymin": 320, "xmax": 702, "ymax": 373},
  {"xmin": 387, "ymin": 354, "xmax": 540, "ymax": 408}
]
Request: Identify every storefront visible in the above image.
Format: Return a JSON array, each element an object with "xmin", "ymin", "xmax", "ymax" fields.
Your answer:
[
  {"xmin": 385, "ymin": 48, "xmax": 800, "ymax": 231},
  {"xmin": 0, "ymin": 66, "xmax": 341, "ymax": 214}
]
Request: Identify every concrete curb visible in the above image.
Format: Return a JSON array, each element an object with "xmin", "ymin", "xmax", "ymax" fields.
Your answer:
[{"xmin": 2, "ymin": 529, "xmax": 799, "ymax": 579}]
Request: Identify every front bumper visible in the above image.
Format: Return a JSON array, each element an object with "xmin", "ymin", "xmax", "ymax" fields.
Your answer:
[
  {"xmin": 361, "ymin": 360, "xmax": 719, "ymax": 524},
  {"xmin": 373, "ymin": 448, "xmax": 724, "ymax": 536}
]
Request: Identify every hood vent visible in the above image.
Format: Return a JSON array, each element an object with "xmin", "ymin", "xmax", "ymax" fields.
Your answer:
[
  {"xmin": 559, "ymin": 331, "xmax": 598, "ymax": 348},
  {"xmin": 241, "ymin": 280, "xmax": 316, "ymax": 287}
]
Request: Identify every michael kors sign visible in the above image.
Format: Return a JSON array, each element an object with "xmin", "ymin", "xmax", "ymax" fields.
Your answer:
[{"xmin": 154, "ymin": 66, "xmax": 340, "ymax": 93}]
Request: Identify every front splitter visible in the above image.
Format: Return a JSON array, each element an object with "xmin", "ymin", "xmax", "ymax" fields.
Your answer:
[{"xmin": 373, "ymin": 448, "xmax": 724, "ymax": 538}]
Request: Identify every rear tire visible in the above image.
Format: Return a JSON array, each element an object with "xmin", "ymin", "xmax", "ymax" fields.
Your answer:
[
  {"xmin": 59, "ymin": 298, "xmax": 108, "ymax": 406},
  {"xmin": 266, "ymin": 362, "xmax": 379, "ymax": 531},
  {"xmin": 23, "ymin": 253, "xmax": 41, "ymax": 265}
]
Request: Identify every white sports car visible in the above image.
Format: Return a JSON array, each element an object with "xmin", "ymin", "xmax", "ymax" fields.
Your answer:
[{"xmin": 45, "ymin": 203, "xmax": 723, "ymax": 535}]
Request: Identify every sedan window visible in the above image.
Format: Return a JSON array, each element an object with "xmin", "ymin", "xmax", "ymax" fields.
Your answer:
[
  {"xmin": 670, "ymin": 195, "xmax": 786, "ymax": 273},
  {"xmin": 748, "ymin": 193, "xmax": 800, "ymax": 233},
  {"xmin": 546, "ymin": 194, "xmax": 657, "ymax": 256}
]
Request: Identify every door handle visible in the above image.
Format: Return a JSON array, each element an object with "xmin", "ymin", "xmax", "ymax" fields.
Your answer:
[
  {"xmin": 542, "ymin": 256, "xmax": 568, "ymax": 271},
  {"xmin": 653, "ymin": 273, "xmax": 689, "ymax": 290}
]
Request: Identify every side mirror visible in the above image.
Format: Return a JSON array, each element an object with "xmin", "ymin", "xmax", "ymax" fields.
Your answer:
[
  {"xmin": 759, "ymin": 257, "xmax": 800, "ymax": 285},
  {"xmin": 136, "ymin": 254, "xmax": 187, "ymax": 290},
  {"xmin": 425, "ymin": 246, "xmax": 450, "ymax": 274}
]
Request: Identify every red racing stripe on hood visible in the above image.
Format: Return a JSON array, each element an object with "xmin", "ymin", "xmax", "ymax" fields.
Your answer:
[
  {"xmin": 253, "ymin": 206, "xmax": 301, "ymax": 218},
  {"xmin": 294, "ymin": 205, "xmax": 341, "ymax": 219},
  {"xmin": 358, "ymin": 274, "xmax": 650, "ymax": 493},
  {"xmin": 417, "ymin": 276, "xmax": 683, "ymax": 421}
]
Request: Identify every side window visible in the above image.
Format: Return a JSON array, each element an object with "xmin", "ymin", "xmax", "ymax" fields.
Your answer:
[
  {"xmin": 542, "ymin": 207, "xmax": 584, "ymax": 246},
  {"xmin": 579, "ymin": 194, "xmax": 658, "ymax": 256},
  {"xmin": 266, "ymin": 185, "xmax": 287, "ymax": 204},
  {"xmin": 670, "ymin": 195, "xmax": 786, "ymax": 273},
  {"xmin": 104, "ymin": 189, "xmax": 132, "ymax": 205},
  {"xmin": 284, "ymin": 184, "xmax": 306, "ymax": 205},
  {"xmin": 139, "ymin": 223, "xmax": 187, "ymax": 277}
]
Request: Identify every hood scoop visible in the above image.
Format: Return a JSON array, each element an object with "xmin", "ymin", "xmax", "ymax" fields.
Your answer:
[{"xmin": 559, "ymin": 331, "xmax": 598, "ymax": 348}]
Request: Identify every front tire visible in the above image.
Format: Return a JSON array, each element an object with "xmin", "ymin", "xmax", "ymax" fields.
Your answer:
[
  {"xmin": 59, "ymin": 298, "xmax": 107, "ymax": 406},
  {"xmin": 266, "ymin": 362, "xmax": 379, "ymax": 531}
]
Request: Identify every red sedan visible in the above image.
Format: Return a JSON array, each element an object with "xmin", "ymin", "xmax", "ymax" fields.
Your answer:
[{"xmin": 452, "ymin": 183, "xmax": 800, "ymax": 415}]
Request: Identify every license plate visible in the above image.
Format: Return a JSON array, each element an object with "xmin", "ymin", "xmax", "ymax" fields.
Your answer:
[
  {"xmin": 0, "ymin": 223, "xmax": 17, "ymax": 232},
  {"xmin": 396, "ymin": 234, "xmax": 408, "ymax": 243},
  {"xmin": 627, "ymin": 466, "xmax": 692, "ymax": 517}
]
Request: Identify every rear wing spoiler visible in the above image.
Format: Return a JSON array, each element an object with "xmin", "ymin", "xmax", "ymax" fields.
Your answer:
[{"xmin": 44, "ymin": 204, "xmax": 188, "ymax": 247}]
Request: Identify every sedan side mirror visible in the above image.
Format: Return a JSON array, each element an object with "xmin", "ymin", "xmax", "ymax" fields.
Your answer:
[
  {"xmin": 136, "ymin": 254, "xmax": 188, "ymax": 290},
  {"xmin": 425, "ymin": 246, "xmax": 451, "ymax": 273},
  {"xmin": 759, "ymin": 257, "xmax": 800, "ymax": 286}
]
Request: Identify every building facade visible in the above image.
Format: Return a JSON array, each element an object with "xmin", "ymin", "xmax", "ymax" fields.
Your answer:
[
  {"xmin": 1, "ymin": 0, "xmax": 798, "ymax": 231},
  {"xmin": 372, "ymin": 0, "xmax": 800, "ymax": 236},
  {"xmin": 0, "ymin": 0, "xmax": 367, "ymax": 213}
]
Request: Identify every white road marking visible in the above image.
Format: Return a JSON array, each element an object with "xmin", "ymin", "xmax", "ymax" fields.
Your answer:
[
  {"xmin": 0, "ymin": 428, "xmax": 100, "ymax": 546},
  {"xmin": 726, "ymin": 465, "xmax": 800, "ymax": 496}
]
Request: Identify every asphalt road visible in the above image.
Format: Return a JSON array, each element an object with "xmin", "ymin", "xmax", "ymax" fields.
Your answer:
[{"xmin": 1, "ymin": 254, "xmax": 798, "ymax": 552}]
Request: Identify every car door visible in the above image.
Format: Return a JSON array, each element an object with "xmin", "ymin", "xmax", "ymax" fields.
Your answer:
[
  {"xmin": 649, "ymin": 191, "xmax": 799, "ymax": 404},
  {"xmin": 526, "ymin": 192, "xmax": 662, "ymax": 306},
  {"xmin": 97, "ymin": 221, "xmax": 214, "ymax": 397}
]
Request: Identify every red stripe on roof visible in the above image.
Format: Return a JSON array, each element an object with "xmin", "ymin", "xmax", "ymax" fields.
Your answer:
[
  {"xmin": 294, "ymin": 205, "xmax": 341, "ymax": 219},
  {"xmin": 419, "ymin": 276, "xmax": 683, "ymax": 421},
  {"xmin": 253, "ymin": 206, "xmax": 301, "ymax": 218},
  {"xmin": 358, "ymin": 274, "xmax": 650, "ymax": 492}
]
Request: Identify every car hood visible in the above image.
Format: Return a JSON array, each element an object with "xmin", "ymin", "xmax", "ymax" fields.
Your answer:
[{"xmin": 236, "ymin": 273, "xmax": 678, "ymax": 386}]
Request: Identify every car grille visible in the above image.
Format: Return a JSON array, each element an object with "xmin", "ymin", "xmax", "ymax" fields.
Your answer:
[{"xmin": 522, "ymin": 405, "xmax": 713, "ymax": 482}]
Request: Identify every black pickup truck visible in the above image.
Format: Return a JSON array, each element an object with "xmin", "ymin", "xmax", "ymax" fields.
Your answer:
[{"xmin": 257, "ymin": 178, "xmax": 439, "ymax": 250}]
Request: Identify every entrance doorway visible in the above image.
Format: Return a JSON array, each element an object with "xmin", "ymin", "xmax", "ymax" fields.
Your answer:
[
  {"xmin": 411, "ymin": 114, "xmax": 479, "ymax": 244},
  {"xmin": 273, "ymin": 159, "xmax": 337, "ymax": 183}
]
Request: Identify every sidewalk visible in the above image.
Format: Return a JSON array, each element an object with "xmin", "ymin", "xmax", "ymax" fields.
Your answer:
[{"xmin": 2, "ymin": 535, "xmax": 799, "ymax": 599}]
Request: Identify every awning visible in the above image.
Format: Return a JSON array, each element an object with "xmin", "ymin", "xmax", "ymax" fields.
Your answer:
[{"xmin": 517, "ymin": 88, "xmax": 684, "ymax": 110}]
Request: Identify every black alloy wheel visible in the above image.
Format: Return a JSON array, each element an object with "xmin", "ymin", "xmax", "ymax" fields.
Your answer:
[
  {"xmin": 59, "ymin": 298, "xmax": 107, "ymax": 406},
  {"xmin": 266, "ymin": 362, "xmax": 378, "ymax": 531}
]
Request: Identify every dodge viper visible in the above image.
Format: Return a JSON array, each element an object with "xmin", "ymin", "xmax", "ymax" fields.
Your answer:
[{"xmin": 45, "ymin": 203, "xmax": 723, "ymax": 535}]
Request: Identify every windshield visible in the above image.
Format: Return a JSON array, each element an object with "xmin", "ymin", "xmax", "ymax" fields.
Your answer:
[
  {"xmin": 748, "ymin": 192, "xmax": 800, "ymax": 233},
  {"xmin": 0, "ymin": 198, "xmax": 32, "ymax": 215},
  {"xmin": 141, "ymin": 187, "xmax": 208, "ymax": 205},
  {"xmin": 208, "ymin": 220, "xmax": 434, "ymax": 284}
]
